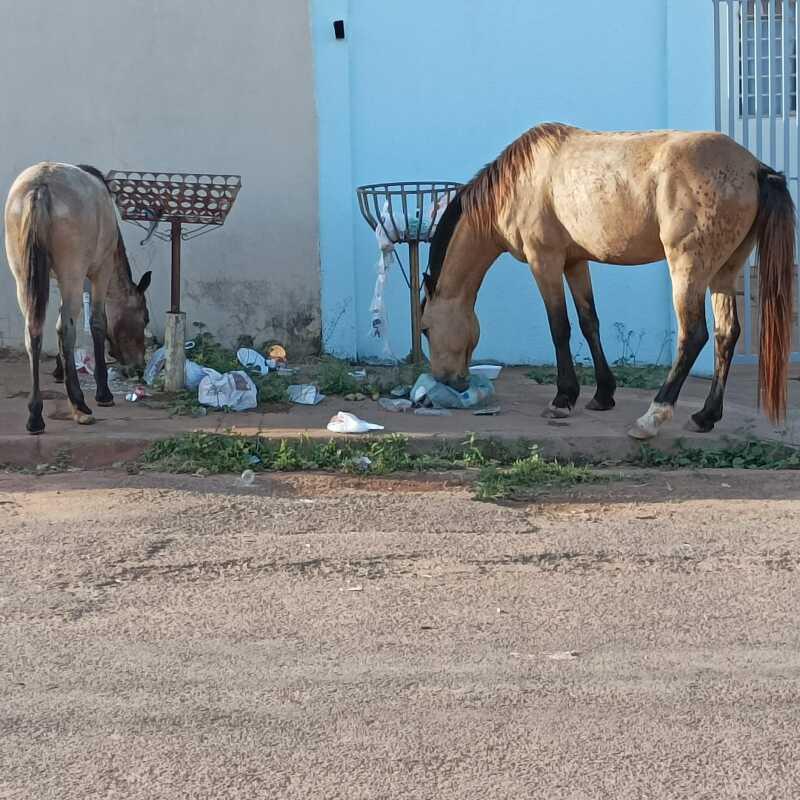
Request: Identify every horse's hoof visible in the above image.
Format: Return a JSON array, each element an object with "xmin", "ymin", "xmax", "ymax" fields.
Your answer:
[
  {"xmin": 96, "ymin": 397, "xmax": 115, "ymax": 407},
  {"xmin": 686, "ymin": 415, "xmax": 714, "ymax": 434},
  {"xmin": 628, "ymin": 424, "xmax": 657, "ymax": 440},
  {"xmin": 73, "ymin": 412, "xmax": 94, "ymax": 425},
  {"xmin": 541, "ymin": 404, "xmax": 572, "ymax": 419},
  {"xmin": 26, "ymin": 424, "xmax": 45, "ymax": 436},
  {"xmin": 586, "ymin": 397, "xmax": 615, "ymax": 411}
]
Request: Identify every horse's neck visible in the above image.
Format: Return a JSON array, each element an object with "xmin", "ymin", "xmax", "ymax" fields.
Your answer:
[
  {"xmin": 106, "ymin": 237, "xmax": 136, "ymax": 301},
  {"xmin": 437, "ymin": 222, "xmax": 502, "ymax": 306}
]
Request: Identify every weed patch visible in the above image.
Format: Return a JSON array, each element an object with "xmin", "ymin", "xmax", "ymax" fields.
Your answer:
[
  {"xmin": 633, "ymin": 439, "xmax": 800, "ymax": 470},
  {"xmin": 527, "ymin": 362, "xmax": 669, "ymax": 390},
  {"xmin": 140, "ymin": 432, "xmax": 587, "ymax": 500},
  {"xmin": 474, "ymin": 448, "xmax": 598, "ymax": 501}
]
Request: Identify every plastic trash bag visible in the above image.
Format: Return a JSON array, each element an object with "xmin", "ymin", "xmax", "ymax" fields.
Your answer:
[
  {"xmin": 375, "ymin": 200, "xmax": 405, "ymax": 250},
  {"xmin": 410, "ymin": 373, "xmax": 495, "ymax": 409},
  {"xmin": 184, "ymin": 360, "xmax": 210, "ymax": 390},
  {"xmin": 427, "ymin": 190, "xmax": 457, "ymax": 239},
  {"xmin": 327, "ymin": 411, "xmax": 385, "ymax": 434},
  {"xmin": 237, "ymin": 347, "xmax": 270, "ymax": 376},
  {"xmin": 198, "ymin": 370, "xmax": 257, "ymax": 411},
  {"xmin": 143, "ymin": 347, "xmax": 166, "ymax": 385},
  {"xmin": 287, "ymin": 384, "xmax": 325, "ymax": 405},
  {"xmin": 369, "ymin": 250, "xmax": 394, "ymax": 359},
  {"xmin": 144, "ymin": 345, "xmax": 210, "ymax": 390}
]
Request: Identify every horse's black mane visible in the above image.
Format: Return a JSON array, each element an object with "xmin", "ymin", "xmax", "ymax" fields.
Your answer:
[
  {"xmin": 76, "ymin": 164, "xmax": 134, "ymax": 283},
  {"xmin": 76, "ymin": 164, "xmax": 111, "ymax": 192},
  {"xmin": 423, "ymin": 192, "xmax": 463, "ymax": 298}
]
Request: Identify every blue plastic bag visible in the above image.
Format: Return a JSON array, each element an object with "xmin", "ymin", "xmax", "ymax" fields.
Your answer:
[{"xmin": 410, "ymin": 373, "xmax": 495, "ymax": 409}]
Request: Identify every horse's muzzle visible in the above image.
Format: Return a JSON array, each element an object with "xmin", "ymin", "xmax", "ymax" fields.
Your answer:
[{"xmin": 441, "ymin": 374, "xmax": 469, "ymax": 393}]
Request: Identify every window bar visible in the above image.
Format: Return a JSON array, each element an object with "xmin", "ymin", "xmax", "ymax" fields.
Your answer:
[
  {"xmin": 755, "ymin": 0, "xmax": 763, "ymax": 156},
  {"xmin": 715, "ymin": 0, "xmax": 722, "ymax": 131},
  {"xmin": 729, "ymin": 0, "xmax": 737, "ymax": 137},
  {"xmin": 795, "ymin": 0, "xmax": 800, "ymax": 349},
  {"xmin": 741, "ymin": 0, "xmax": 753, "ymax": 354},
  {"xmin": 782, "ymin": 0, "xmax": 790, "ymax": 172},
  {"xmin": 769, "ymin": 0, "xmax": 777, "ymax": 162},
  {"xmin": 742, "ymin": 1, "xmax": 750, "ymax": 147}
]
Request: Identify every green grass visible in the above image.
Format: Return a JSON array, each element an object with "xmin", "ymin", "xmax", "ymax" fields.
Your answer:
[
  {"xmin": 188, "ymin": 331, "xmax": 240, "ymax": 374},
  {"xmin": 633, "ymin": 439, "xmax": 800, "ymax": 470},
  {"xmin": 140, "ymin": 432, "xmax": 593, "ymax": 500},
  {"xmin": 315, "ymin": 358, "xmax": 363, "ymax": 396},
  {"xmin": 527, "ymin": 362, "xmax": 670, "ymax": 390},
  {"xmin": 474, "ymin": 447, "xmax": 598, "ymax": 501}
]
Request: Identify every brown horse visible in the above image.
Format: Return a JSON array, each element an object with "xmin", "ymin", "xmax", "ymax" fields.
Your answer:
[
  {"xmin": 5, "ymin": 163, "xmax": 151, "ymax": 434},
  {"xmin": 421, "ymin": 123, "xmax": 795, "ymax": 439}
]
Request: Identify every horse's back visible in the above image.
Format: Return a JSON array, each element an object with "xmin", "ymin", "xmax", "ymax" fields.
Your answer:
[
  {"xmin": 545, "ymin": 128, "xmax": 760, "ymax": 265},
  {"xmin": 5, "ymin": 162, "xmax": 118, "ymax": 280}
]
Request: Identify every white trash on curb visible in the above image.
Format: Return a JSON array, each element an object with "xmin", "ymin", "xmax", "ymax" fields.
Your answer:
[
  {"xmin": 198, "ymin": 370, "xmax": 257, "ymax": 411},
  {"xmin": 237, "ymin": 347, "xmax": 270, "ymax": 375},
  {"xmin": 239, "ymin": 469, "xmax": 255, "ymax": 487},
  {"xmin": 327, "ymin": 411, "xmax": 385, "ymax": 434},
  {"xmin": 143, "ymin": 345, "xmax": 208, "ymax": 390},
  {"xmin": 288, "ymin": 384, "xmax": 325, "ymax": 405},
  {"xmin": 378, "ymin": 397, "xmax": 412, "ymax": 413}
]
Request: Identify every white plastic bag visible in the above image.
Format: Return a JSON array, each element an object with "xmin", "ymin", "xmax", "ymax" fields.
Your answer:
[
  {"xmin": 326, "ymin": 411, "xmax": 385, "ymax": 434},
  {"xmin": 287, "ymin": 384, "xmax": 325, "ymax": 405},
  {"xmin": 198, "ymin": 370, "xmax": 257, "ymax": 411},
  {"xmin": 427, "ymin": 190, "xmax": 456, "ymax": 239},
  {"xmin": 369, "ymin": 250, "xmax": 394, "ymax": 358},
  {"xmin": 184, "ymin": 360, "xmax": 210, "ymax": 390},
  {"xmin": 144, "ymin": 346, "xmax": 210, "ymax": 390},
  {"xmin": 375, "ymin": 200, "xmax": 405, "ymax": 250},
  {"xmin": 143, "ymin": 346, "xmax": 166, "ymax": 385},
  {"xmin": 236, "ymin": 347, "xmax": 270, "ymax": 376}
]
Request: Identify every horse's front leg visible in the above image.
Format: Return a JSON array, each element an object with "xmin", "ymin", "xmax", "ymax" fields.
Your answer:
[
  {"xmin": 90, "ymin": 302, "xmax": 114, "ymax": 406},
  {"xmin": 629, "ymin": 268, "xmax": 709, "ymax": 439},
  {"xmin": 57, "ymin": 290, "xmax": 94, "ymax": 425},
  {"xmin": 530, "ymin": 256, "xmax": 579, "ymax": 418},
  {"xmin": 564, "ymin": 260, "xmax": 616, "ymax": 410},
  {"xmin": 25, "ymin": 322, "xmax": 45, "ymax": 435}
]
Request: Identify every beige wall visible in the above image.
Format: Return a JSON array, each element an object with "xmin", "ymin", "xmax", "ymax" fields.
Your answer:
[{"xmin": 0, "ymin": 0, "xmax": 320, "ymax": 357}]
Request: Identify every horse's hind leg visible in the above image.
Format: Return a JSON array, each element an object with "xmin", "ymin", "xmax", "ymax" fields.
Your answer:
[
  {"xmin": 529, "ymin": 254, "xmax": 580, "ymax": 417},
  {"xmin": 629, "ymin": 263, "xmax": 709, "ymax": 439},
  {"xmin": 565, "ymin": 260, "xmax": 616, "ymax": 410},
  {"xmin": 57, "ymin": 288, "xmax": 93, "ymax": 425},
  {"xmin": 687, "ymin": 248, "xmax": 750, "ymax": 433},
  {"xmin": 52, "ymin": 355, "xmax": 64, "ymax": 383},
  {"xmin": 24, "ymin": 322, "xmax": 45, "ymax": 434}
]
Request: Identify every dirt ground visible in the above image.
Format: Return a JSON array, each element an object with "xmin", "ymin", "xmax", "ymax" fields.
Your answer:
[{"xmin": 2, "ymin": 467, "xmax": 800, "ymax": 799}]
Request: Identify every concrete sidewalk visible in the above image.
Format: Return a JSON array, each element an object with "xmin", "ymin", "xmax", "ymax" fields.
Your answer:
[{"xmin": 1, "ymin": 355, "xmax": 798, "ymax": 468}]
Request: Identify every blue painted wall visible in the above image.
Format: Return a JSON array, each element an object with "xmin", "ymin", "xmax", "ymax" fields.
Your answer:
[{"xmin": 312, "ymin": 0, "xmax": 716, "ymax": 369}]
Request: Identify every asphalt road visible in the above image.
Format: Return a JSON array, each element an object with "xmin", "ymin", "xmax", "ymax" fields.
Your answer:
[{"xmin": 2, "ymin": 467, "xmax": 800, "ymax": 799}]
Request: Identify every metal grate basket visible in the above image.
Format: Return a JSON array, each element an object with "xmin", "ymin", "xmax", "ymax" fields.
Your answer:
[
  {"xmin": 106, "ymin": 171, "xmax": 242, "ymax": 227},
  {"xmin": 357, "ymin": 181, "xmax": 462, "ymax": 244}
]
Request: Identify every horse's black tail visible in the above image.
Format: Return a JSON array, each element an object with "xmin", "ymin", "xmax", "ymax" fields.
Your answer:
[
  {"xmin": 755, "ymin": 166, "xmax": 795, "ymax": 423},
  {"xmin": 18, "ymin": 184, "xmax": 52, "ymax": 336}
]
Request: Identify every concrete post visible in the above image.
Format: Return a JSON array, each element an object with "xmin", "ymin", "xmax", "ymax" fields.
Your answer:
[{"xmin": 164, "ymin": 312, "xmax": 186, "ymax": 392}]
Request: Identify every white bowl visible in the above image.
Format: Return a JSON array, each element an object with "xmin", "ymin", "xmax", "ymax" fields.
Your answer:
[{"xmin": 469, "ymin": 364, "xmax": 502, "ymax": 380}]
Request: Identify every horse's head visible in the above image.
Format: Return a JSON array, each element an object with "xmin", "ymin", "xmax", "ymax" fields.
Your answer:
[
  {"xmin": 421, "ymin": 275, "xmax": 479, "ymax": 392},
  {"xmin": 107, "ymin": 270, "xmax": 151, "ymax": 377}
]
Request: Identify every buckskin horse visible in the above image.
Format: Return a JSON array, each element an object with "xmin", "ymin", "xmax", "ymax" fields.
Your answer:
[
  {"xmin": 421, "ymin": 123, "xmax": 795, "ymax": 439},
  {"xmin": 5, "ymin": 163, "xmax": 151, "ymax": 434}
]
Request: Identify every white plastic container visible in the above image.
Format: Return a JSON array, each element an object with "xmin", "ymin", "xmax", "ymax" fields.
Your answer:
[{"xmin": 469, "ymin": 364, "xmax": 503, "ymax": 381}]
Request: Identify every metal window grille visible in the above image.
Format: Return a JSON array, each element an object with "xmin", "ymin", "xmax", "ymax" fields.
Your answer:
[
  {"xmin": 715, "ymin": 0, "xmax": 800, "ymax": 362},
  {"xmin": 739, "ymin": 0, "xmax": 797, "ymax": 115}
]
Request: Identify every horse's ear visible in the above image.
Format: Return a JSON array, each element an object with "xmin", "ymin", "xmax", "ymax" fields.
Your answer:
[{"xmin": 137, "ymin": 271, "xmax": 152, "ymax": 293}]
